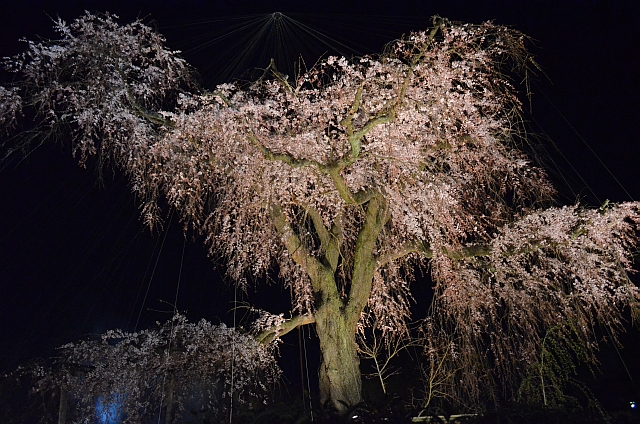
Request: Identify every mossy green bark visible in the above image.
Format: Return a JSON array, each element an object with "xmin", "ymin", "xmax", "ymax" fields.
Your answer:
[{"xmin": 315, "ymin": 298, "xmax": 362, "ymax": 410}]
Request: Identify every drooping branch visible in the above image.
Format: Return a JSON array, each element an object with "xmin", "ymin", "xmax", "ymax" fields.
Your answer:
[
  {"xmin": 255, "ymin": 313, "xmax": 316, "ymax": 344},
  {"xmin": 377, "ymin": 241, "xmax": 433, "ymax": 268}
]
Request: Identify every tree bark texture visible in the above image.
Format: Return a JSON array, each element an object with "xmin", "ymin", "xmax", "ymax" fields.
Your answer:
[{"xmin": 315, "ymin": 300, "xmax": 362, "ymax": 411}]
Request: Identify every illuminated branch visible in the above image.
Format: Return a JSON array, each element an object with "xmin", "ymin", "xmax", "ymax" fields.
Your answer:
[
  {"xmin": 339, "ymin": 86, "xmax": 396, "ymax": 165},
  {"xmin": 248, "ymin": 131, "xmax": 375, "ymax": 206},
  {"xmin": 267, "ymin": 58, "xmax": 294, "ymax": 94},
  {"xmin": 329, "ymin": 168, "xmax": 375, "ymax": 205},
  {"xmin": 248, "ymin": 133, "xmax": 327, "ymax": 170},
  {"xmin": 340, "ymin": 84, "xmax": 365, "ymax": 160},
  {"xmin": 256, "ymin": 313, "xmax": 316, "ymax": 344},
  {"xmin": 269, "ymin": 203, "xmax": 341, "ymax": 308},
  {"xmin": 302, "ymin": 204, "xmax": 342, "ymax": 272},
  {"xmin": 346, "ymin": 194, "xmax": 391, "ymax": 326},
  {"xmin": 211, "ymin": 90, "xmax": 232, "ymax": 107},
  {"xmin": 269, "ymin": 203, "xmax": 327, "ymax": 286},
  {"xmin": 120, "ymin": 69, "xmax": 174, "ymax": 127},
  {"xmin": 376, "ymin": 235, "xmax": 590, "ymax": 270}
]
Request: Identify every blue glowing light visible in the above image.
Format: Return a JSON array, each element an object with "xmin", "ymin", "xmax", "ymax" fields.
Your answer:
[
  {"xmin": 630, "ymin": 401, "xmax": 636, "ymax": 409},
  {"xmin": 95, "ymin": 393, "xmax": 125, "ymax": 424}
]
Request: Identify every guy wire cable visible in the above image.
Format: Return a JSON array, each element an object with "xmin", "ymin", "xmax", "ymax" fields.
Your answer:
[
  {"xmin": 135, "ymin": 208, "xmax": 175, "ymax": 332},
  {"xmin": 157, "ymin": 233, "xmax": 186, "ymax": 423}
]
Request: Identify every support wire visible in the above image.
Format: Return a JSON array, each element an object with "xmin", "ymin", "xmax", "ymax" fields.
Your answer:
[
  {"xmin": 134, "ymin": 209, "xmax": 175, "ymax": 332},
  {"xmin": 302, "ymin": 325, "xmax": 314, "ymax": 421},
  {"xmin": 157, "ymin": 232, "xmax": 186, "ymax": 423}
]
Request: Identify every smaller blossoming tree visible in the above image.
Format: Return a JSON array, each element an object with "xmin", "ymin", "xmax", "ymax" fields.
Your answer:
[{"xmin": 28, "ymin": 314, "xmax": 280, "ymax": 423}]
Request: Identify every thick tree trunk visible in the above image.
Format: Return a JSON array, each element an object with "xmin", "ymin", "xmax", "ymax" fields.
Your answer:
[{"xmin": 314, "ymin": 301, "xmax": 362, "ymax": 411}]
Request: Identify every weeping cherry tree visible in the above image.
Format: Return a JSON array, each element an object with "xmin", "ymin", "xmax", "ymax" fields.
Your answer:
[{"xmin": 1, "ymin": 12, "xmax": 639, "ymax": 411}]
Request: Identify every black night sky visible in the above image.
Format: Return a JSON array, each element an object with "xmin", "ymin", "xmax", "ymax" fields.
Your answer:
[{"xmin": 1, "ymin": 0, "xmax": 639, "ymax": 413}]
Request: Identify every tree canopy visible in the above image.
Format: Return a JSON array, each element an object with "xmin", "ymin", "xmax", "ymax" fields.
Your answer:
[{"xmin": 1, "ymin": 12, "xmax": 638, "ymax": 411}]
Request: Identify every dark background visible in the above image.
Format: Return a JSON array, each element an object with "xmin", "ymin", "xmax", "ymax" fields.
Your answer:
[{"xmin": 0, "ymin": 0, "xmax": 639, "ymax": 412}]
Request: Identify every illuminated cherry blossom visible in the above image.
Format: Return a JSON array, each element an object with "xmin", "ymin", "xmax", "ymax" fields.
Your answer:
[
  {"xmin": 31, "ymin": 314, "xmax": 279, "ymax": 423},
  {"xmin": 2, "ymin": 12, "xmax": 638, "ymax": 410}
]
